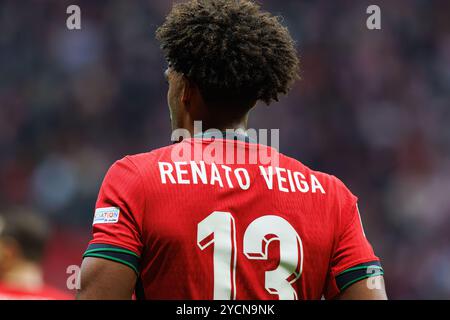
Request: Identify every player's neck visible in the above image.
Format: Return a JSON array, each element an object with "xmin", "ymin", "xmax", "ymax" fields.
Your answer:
[{"xmin": 184, "ymin": 114, "xmax": 249, "ymax": 137}]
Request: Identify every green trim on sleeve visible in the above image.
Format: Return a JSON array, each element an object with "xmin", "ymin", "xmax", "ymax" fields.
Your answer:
[
  {"xmin": 338, "ymin": 265, "xmax": 383, "ymax": 276},
  {"xmin": 83, "ymin": 252, "xmax": 139, "ymax": 275},
  {"xmin": 84, "ymin": 247, "xmax": 140, "ymax": 258},
  {"xmin": 340, "ymin": 271, "xmax": 384, "ymax": 291},
  {"xmin": 335, "ymin": 261, "xmax": 384, "ymax": 292}
]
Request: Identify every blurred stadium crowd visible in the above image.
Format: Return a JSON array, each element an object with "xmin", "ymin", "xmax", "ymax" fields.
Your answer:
[{"xmin": 1, "ymin": 0, "xmax": 449, "ymax": 299}]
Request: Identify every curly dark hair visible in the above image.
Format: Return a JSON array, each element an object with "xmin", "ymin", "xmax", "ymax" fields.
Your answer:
[{"xmin": 156, "ymin": 0, "xmax": 299, "ymax": 107}]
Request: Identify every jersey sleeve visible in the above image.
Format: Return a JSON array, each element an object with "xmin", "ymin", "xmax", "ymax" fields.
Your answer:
[
  {"xmin": 323, "ymin": 180, "xmax": 384, "ymax": 299},
  {"xmin": 83, "ymin": 157, "xmax": 146, "ymax": 274}
]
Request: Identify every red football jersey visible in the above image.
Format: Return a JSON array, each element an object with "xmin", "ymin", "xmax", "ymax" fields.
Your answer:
[{"xmin": 84, "ymin": 137, "xmax": 382, "ymax": 300}]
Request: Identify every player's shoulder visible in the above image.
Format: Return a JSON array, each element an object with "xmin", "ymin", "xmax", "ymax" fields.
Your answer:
[{"xmin": 278, "ymin": 152, "xmax": 355, "ymax": 198}]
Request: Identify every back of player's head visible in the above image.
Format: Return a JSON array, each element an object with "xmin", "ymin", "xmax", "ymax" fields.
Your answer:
[
  {"xmin": 156, "ymin": 0, "xmax": 299, "ymax": 111},
  {"xmin": 0, "ymin": 208, "xmax": 50, "ymax": 263}
]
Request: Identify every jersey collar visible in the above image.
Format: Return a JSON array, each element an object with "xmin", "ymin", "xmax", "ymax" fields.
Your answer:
[{"xmin": 193, "ymin": 131, "xmax": 257, "ymax": 144}]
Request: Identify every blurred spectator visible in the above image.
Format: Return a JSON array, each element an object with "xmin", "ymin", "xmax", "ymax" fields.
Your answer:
[{"xmin": 0, "ymin": 208, "xmax": 72, "ymax": 299}]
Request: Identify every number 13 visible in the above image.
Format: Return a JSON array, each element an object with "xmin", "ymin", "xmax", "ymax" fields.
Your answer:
[{"xmin": 197, "ymin": 211, "xmax": 303, "ymax": 300}]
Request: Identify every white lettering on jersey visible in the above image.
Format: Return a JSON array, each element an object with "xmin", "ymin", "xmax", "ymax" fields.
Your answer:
[{"xmin": 157, "ymin": 162, "xmax": 326, "ymax": 194}]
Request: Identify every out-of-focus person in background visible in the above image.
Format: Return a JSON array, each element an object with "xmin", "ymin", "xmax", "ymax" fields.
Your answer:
[{"xmin": 0, "ymin": 209, "xmax": 71, "ymax": 299}]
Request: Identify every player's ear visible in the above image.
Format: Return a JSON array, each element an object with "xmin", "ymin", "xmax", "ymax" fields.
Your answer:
[{"xmin": 180, "ymin": 76, "xmax": 195, "ymax": 109}]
